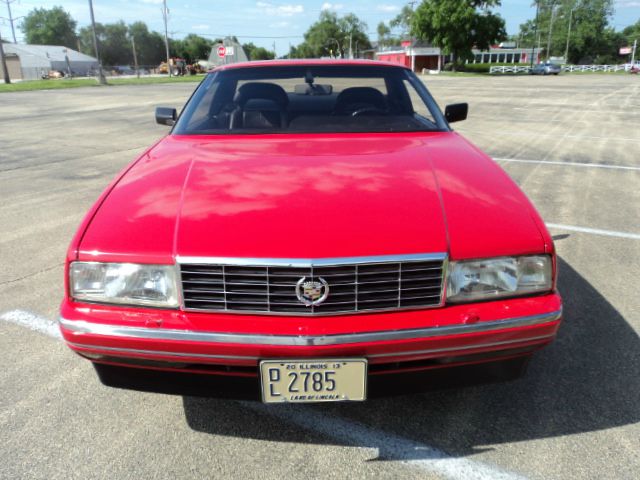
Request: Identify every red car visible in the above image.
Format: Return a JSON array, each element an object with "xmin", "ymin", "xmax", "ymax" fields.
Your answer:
[{"xmin": 60, "ymin": 60, "xmax": 562, "ymax": 403}]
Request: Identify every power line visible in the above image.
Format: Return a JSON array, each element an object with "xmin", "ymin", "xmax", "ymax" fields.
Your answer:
[
  {"xmin": 1, "ymin": 0, "xmax": 20, "ymax": 43},
  {"xmin": 175, "ymin": 32, "xmax": 304, "ymax": 39}
]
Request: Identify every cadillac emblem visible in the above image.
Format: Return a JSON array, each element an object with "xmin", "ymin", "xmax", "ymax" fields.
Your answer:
[{"xmin": 296, "ymin": 277, "xmax": 330, "ymax": 306}]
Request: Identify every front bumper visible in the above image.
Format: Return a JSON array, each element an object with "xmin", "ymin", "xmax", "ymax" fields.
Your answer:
[{"xmin": 60, "ymin": 293, "xmax": 562, "ymax": 377}]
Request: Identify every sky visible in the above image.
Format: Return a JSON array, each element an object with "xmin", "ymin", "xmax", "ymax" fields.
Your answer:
[{"xmin": 1, "ymin": 0, "xmax": 639, "ymax": 56}]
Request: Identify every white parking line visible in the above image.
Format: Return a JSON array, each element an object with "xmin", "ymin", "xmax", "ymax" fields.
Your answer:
[
  {"xmin": 459, "ymin": 128, "xmax": 640, "ymax": 143},
  {"xmin": 3, "ymin": 309, "xmax": 525, "ymax": 479},
  {"xmin": 245, "ymin": 402, "xmax": 526, "ymax": 480},
  {"xmin": 494, "ymin": 157, "xmax": 640, "ymax": 172},
  {"xmin": 513, "ymin": 106, "xmax": 640, "ymax": 115},
  {"xmin": 546, "ymin": 224, "xmax": 640, "ymax": 240},
  {"xmin": 0, "ymin": 309, "xmax": 61, "ymax": 339}
]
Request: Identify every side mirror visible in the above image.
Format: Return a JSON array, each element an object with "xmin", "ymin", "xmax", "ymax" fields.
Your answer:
[
  {"xmin": 156, "ymin": 107, "xmax": 177, "ymax": 126},
  {"xmin": 444, "ymin": 103, "xmax": 468, "ymax": 123}
]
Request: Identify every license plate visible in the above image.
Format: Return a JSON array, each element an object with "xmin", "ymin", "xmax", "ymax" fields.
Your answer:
[{"xmin": 260, "ymin": 358, "xmax": 367, "ymax": 403}]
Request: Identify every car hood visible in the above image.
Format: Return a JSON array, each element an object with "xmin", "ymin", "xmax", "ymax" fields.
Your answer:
[{"xmin": 78, "ymin": 133, "xmax": 547, "ymax": 263}]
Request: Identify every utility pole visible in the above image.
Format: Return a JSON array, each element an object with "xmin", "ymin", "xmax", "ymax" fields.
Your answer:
[
  {"xmin": 0, "ymin": 29, "xmax": 10, "ymax": 84},
  {"xmin": 409, "ymin": 0, "xmax": 417, "ymax": 71},
  {"xmin": 530, "ymin": 1, "xmax": 540, "ymax": 69},
  {"xmin": 564, "ymin": 7, "xmax": 573, "ymax": 64},
  {"xmin": 88, "ymin": 0, "xmax": 107, "ymax": 85},
  {"xmin": 632, "ymin": 39, "xmax": 637, "ymax": 66},
  {"xmin": 546, "ymin": 4, "xmax": 557, "ymax": 60},
  {"xmin": 3, "ymin": 0, "xmax": 18, "ymax": 43},
  {"xmin": 162, "ymin": 0, "xmax": 171, "ymax": 77},
  {"xmin": 131, "ymin": 35, "xmax": 139, "ymax": 78},
  {"xmin": 63, "ymin": 48, "xmax": 72, "ymax": 77}
]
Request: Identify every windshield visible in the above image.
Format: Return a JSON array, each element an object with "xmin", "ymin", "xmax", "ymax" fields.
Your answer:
[{"xmin": 172, "ymin": 65, "xmax": 449, "ymax": 135}]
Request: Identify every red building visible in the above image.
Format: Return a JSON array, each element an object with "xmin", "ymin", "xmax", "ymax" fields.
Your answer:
[{"xmin": 375, "ymin": 41, "xmax": 540, "ymax": 72}]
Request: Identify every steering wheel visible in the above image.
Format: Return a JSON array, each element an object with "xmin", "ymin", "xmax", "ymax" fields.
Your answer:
[{"xmin": 351, "ymin": 107, "xmax": 387, "ymax": 117}]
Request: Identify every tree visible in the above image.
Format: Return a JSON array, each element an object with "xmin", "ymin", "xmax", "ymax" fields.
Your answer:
[
  {"xmin": 182, "ymin": 34, "xmax": 213, "ymax": 62},
  {"xmin": 102, "ymin": 21, "xmax": 130, "ymax": 66},
  {"xmin": 170, "ymin": 34, "xmax": 212, "ymax": 62},
  {"xmin": 412, "ymin": 0, "xmax": 506, "ymax": 68},
  {"xmin": 377, "ymin": 22, "xmax": 391, "ymax": 47},
  {"xmin": 390, "ymin": 5, "xmax": 414, "ymax": 37},
  {"xmin": 79, "ymin": 21, "xmax": 130, "ymax": 66},
  {"xmin": 295, "ymin": 11, "xmax": 371, "ymax": 58},
  {"xmin": 622, "ymin": 19, "xmax": 640, "ymax": 41},
  {"xmin": 20, "ymin": 6, "xmax": 77, "ymax": 49},
  {"xmin": 517, "ymin": 1, "xmax": 615, "ymax": 64},
  {"xmin": 128, "ymin": 22, "xmax": 166, "ymax": 67},
  {"xmin": 243, "ymin": 42, "xmax": 275, "ymax": 61}
]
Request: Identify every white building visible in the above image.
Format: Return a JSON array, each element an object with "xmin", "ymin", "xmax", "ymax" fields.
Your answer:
[{"xmin": 1, "ymin": 44, "xmax": 98, "ymax": 80}]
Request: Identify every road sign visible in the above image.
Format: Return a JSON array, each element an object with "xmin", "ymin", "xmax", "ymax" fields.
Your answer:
[
  {"xmin": 217, "ymin": 46, "xmax": 226, "ymax": 58},
  {"xmin": 619, "ymin": 47, "xmax": 632, "ymax": 55},
  {"xmin": 225, "ymin": 46, "xmax": 234, "ymax": 56}
]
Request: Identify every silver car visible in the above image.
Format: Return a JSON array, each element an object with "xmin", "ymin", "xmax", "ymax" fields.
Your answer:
[{"xmin": 531, "ymin": 62, "xmax": 561, "ymax": 75}]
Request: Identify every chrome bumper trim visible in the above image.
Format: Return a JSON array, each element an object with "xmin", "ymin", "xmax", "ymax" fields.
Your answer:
[
  {"xmin": 176, "ymin": 252, "xmax": 447, "ymax": 267},
  {"xmin": 67, "ymin": 342, "xmax": 257, "ymax": 361},
  {"xmin": 59, "ymin": 309, "xmax": 561, "ymax": 347},
  {"xmin": 67, "ymin": 333, "xmax": 554, "ymax": 363},
  {"xmin": 368, "ymin": 334, "xmax": 554, "ymax": 358}
]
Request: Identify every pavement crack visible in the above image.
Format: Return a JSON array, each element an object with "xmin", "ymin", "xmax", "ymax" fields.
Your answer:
[{"xmin": 0, "ymin": 263, "xmax": 64, "ymax": 287}]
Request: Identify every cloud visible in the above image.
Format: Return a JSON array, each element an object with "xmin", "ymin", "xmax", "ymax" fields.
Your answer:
[
  {"xmin": 257, "ymin": 1, "xmax": 304, "ymax": 16},
  {"xmin": 616, "ymin": 1, "xmax": 640, "ymax": 7},
  {"xmin": 139, "ymin": 0, "xmax": 163, "ymax": 4},
  {"xmin": 321, "ymin": 2, "xmax": 344, "ymax": 10},
  {"xmin": 192, "ymin": 24, "xmax": 210, "ymax": 30},
  {"xmin": 376, "ymin": 4, "xmax": 400, "ymax": 12},
  {"xmin": 270, "ymin": 21, "xmax": 291, "ymax": 28}
]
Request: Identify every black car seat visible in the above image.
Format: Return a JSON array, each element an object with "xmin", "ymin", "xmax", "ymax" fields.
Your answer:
[
  {"xmin": 230, "ymin": 82, "xmax": 289, "ymax": 129},
  {"xmin": 333, "ymin": 87, "xmax": 387, "ymax": 115}
]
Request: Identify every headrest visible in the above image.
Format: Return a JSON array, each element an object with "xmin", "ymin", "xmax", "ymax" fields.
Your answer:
[
  {"xmin": 234, "ymin": 82, "xmax": 289, "ymax": 108},
  {"xmin": 334, "ymin": 87, "xmax": 386, "ymax": 114}
]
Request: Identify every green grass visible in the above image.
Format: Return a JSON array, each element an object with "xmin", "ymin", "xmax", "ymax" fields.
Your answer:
[{"xmin": 0, "ymin": 74, "xmax": 204, "ymax": 93}]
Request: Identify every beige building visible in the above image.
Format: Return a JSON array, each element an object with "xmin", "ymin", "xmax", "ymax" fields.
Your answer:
[{"xmin": 0, "ymin": 51, "xmax": 22, "ymax": 80}]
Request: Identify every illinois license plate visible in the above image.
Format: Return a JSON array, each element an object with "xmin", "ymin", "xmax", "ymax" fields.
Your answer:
[{"xmin": 260, "ymin": 359, "xmax": 367, "ymax": 403}]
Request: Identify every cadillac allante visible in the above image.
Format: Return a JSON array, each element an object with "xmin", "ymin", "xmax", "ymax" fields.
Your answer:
[{"xmin": 60, "ymin": 60, "xmax": 562, "ymax": 403}]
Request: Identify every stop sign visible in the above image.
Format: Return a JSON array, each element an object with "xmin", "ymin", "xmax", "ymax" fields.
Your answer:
[{"xmin": 217, "ymin": 46, "xmax": 226, "ymax": 58}]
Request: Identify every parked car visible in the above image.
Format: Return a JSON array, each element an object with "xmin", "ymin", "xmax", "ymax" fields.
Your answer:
[
  {"xmin": 60, "ymin": 60, "xmax": 562, "ymax": 403},
  {"xmin": 531, "ymin": 61, "xmax": 561, "ymax": 75},
  {"xmin": 111, "ymin": 65, "xmax": 136, "ymax": 75},
  {"xmin": 625, "ymin": 62, "xmax": 640, "ymax": 73}
]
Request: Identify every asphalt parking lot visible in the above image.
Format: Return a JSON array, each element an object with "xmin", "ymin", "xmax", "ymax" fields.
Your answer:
[{"xmin": 1, "ymin": 73, "xmax": 639, "ymax": 480}]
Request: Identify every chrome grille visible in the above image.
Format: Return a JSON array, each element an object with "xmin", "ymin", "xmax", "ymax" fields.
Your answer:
[{"xmin": 179, "ymin": 254, "xmax": 446, "ymax": 315}]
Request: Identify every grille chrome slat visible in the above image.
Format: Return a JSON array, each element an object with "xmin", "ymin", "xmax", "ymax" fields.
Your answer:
[{"xmin": 180, "ymin": 254, "xmax": 445, "ymax": 315}]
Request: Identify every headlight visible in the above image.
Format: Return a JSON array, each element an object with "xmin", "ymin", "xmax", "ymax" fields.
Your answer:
[
  {"xmin": 446, "ymin": 255, "xmax": 552, "ymax": 303},
  {"xmin": 70, "ymin": 262, "xmax": 179, "ymax": 308}
]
